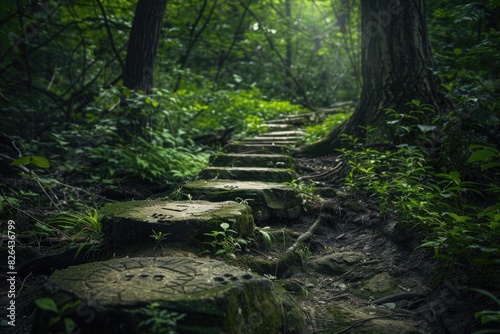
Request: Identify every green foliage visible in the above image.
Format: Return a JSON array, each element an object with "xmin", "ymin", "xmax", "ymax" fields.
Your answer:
[
  {"xmin": 150, "ymin": 230, "xmax": 171, "ymax": 250},
  {"xmin": 471, "ymin": 289, "xmax": 500, "ymax": 333},
  {"xmin": 283, "ymin": 179, "xmax": 319, "ymax": 211},
  {"xmin": 48, "ymin": 208, "xmax": 102, "ymax": 241},
  {"xmin": 301, "ymin": 112, "xmax": 351, "ymax": 145},
  {"xmin": 203, "ymin": 222, "xmax": 249, "ymax": 260},
  {"xmin": 35, "ymin": 297, "xmax": 81, "ymax": 333},
  {"xmin": 137, "ymin": 302, "xmax": 185, "ymax": 334},
  {"xmin": 340, "ymin": 128, "xmax": 499, "ymax": 280}
]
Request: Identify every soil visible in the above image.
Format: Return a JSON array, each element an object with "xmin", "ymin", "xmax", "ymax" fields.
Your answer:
[{"xmin": 1, "ymin": 149, "xmax": 498, "ymax": 334}]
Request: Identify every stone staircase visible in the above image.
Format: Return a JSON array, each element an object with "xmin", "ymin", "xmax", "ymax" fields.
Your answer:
[{"xmin": 38, "ymin": 118, "xmax": 310, "ymax": 333}]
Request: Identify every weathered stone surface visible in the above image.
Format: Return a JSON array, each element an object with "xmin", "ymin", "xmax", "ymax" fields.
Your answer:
[
  {"xmin": 312, "ymin": 252, "xmax": 367, "ymax": 275},
  {"xmin": 320, "ymin": 302, "xmax": 423, "ymax": 334},
  {"xmin": 260, "ymin": 130, "xmax": 305, "ymax": 137},
  {"xmin": 244, "ymin": 136, "xmax": 302, "ymax": 142},
  {"xmin": 266, "ymin": 116, "xmax": 309, "ymax": 125},
  {"xmin": 353, "ymin": 272, "xmax": 398, "ymax": 300},
  {"xmin": 224, "ymin": 143, "xmax": 293, "ymax": 154},
  {"xmin": 198, "ymin": 166, "xmax": 296, "ymax": 183},
  {"xmin": 100, "ymin": 200, "xmax": 254, "ymax": 250},
  {"xmin": 209, "ymin": 153, "xmax": 296, "ymax": 168},
  {"xmin": 261, "ymin": 123, "xmax": 296, "ymax": 131},
  {"xmin": 183, "ymin": 180, "xmax": 302, "ymax": 223},
  {"xmin": 39, "ymin": 257, "xmax": 306, "ymax": 334},
  {"xmin": 242, "ymin": 138, "xmax": 299, "ymax": 145}
]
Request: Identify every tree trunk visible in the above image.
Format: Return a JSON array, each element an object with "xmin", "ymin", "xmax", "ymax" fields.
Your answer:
[
  {"xmin": 123, "ymin": 0, "xmax": 167, "ymax": 93},
  {"xmin": 297, "ymin": 0, "xmax": 453, "ymax": 157}
]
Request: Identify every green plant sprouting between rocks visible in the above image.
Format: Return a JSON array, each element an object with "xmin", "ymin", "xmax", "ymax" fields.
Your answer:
[
  {"xmin": 203, "ymin": 222, "xmax": 250, "ymax": 260},
  {"xmin": 35, "ymin": 297, "xmax": 81, "ymax": 334},
  {"xmin": 137, "ymin": 302, "xmax": 186, "ymax": 334},
  {"xmin": 150, "ymin": 230, "xmax": 171, "ymax": 251}
]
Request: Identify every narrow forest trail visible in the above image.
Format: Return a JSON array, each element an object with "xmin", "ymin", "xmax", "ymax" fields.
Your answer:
[{"xmin": 6, "ymin": 112, "xmax": 481, "ymax": 334}]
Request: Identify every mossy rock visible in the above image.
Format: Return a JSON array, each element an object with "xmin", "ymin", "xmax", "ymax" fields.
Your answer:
[
  {"xmin": 224, "ymin": 144, "xmax": 293, "ymax": 154},
  {"xmin": 100, "ymin": 200, "xmax": 254, "ymax": 250},
  {"xmin": 352, "ymin": 272, "xmax": 398, "ymax": 300},
  {"xmin": 318, "ymin": 302, "xmax": 424, "ymax": 333},
  {"xmin": 198, "ymin": 167, "xmax": 297, "ymax": 183},
  {"xmin": 183, "ymin": 180, "xmax": 302, "ymax": 223},
  {"xmin": 312, "ymin": 252, "xmax": 367, "ymax": 275},
  {"xmin": 38, "ymin": 257, "xmax": 306, "ymax": 334},
  {"xmin": 209, "ymin": 153, "xmax": 296, "ymax": 169},
  {"xmin": 260, "ymin": 130, "xmax": 305, "ymax": 137}
]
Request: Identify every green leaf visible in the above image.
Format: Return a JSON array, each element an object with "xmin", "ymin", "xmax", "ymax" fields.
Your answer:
[
  {"xmin": 467, "ymin": 150, "xmax": 498, "ymax": 163},
  {"xmin": 481, "ymin": 162, "xmax": 500, "ymax": 171},
  {"xmin": 64, "ymin": 317, "xmax": 77, "ymax": 333},
  {"xmin": 215, "ymin": 249, "xmax": 227, "ymax": 255},
  {"xmin": 453, "ymin": 48, "xmax": 463, "ymax": 56},
  {"xmin": 417, "ymin": 124, "xmax": 437, "ymax": 133},
  {"xmin": 10, "ymin": 155, "xmax": 50, "ymax": 168},
  {"xmin": 220, "ymin": 223, "xmax": 230, "ymax": 230},
  {"xmin": 35, "ymin": 298, "xmax": 59, "ymax": 313}
]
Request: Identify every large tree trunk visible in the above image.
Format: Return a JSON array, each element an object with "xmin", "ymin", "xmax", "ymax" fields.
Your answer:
[
  {"xmin": 123, "ymin": 0, "xmax": 167, "ymax": 93},
  {"xmin": 297, "ymin": 0, "xmax": 453, "ymax": 157}
]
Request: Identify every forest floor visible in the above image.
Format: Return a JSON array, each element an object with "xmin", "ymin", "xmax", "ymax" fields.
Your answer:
[{"xmin": 1, "ymin": 138, "xmax": 496, "ymax": 334}]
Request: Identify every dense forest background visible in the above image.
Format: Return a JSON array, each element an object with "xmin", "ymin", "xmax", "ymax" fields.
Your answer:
[{"xmin": 1, "ymin": 0, "xmax": 500, "ymax": 330}]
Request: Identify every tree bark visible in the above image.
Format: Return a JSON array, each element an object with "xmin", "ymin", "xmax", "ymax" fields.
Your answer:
[
  {"xmin": 297, "ymin": 0, "xmax": 453, "ymax": 157},
  {"xmin": 123, "ymin": 0, "xmax": 167, "ymax": 93}
]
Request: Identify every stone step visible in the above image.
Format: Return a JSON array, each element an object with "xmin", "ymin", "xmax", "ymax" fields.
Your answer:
[
  {"xmin": 198, "ymin": 166, "xmax": 296, "ymax": 183},
  {"xmin": 260, "ymin": 130, "xmax": 304, "ymax": 137},
  {"xmin": 183, "ymin": 179, "xmax": 302, "ymax": 223},
  {"xmin": 39, "ymin": 257, "xmax": 306, "ymax": 333},
  {"xmin": 243, "ymin": 136, "xmax": 302, "ymax": 142},
  {"xmin": 241, "ymin": 140, "xmax": 298, "ymax": 146},
  {"xmin": 261, "ymin": 123, "xmax": 297, "ymax": 131},
  {"xmin": 266, "ymin": 116, "xmax": 309, "ymax": 125},
  {"xmin": 224, "ymin": 143, "xmax": 293, "ymax": 154},
  {"xmin": 100, "ymin": 200, "xmax": 254, "ymax": 250},
  {"xmin": 209, "ymin": 153, "xmax": 296, "ymax": 168}
]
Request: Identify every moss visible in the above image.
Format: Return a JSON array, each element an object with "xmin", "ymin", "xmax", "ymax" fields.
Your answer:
[{"xmin": 352, "ymin": 272, "xmax": 397, "ymax": 300}]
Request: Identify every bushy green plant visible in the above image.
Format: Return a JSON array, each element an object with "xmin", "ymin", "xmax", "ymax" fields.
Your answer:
[
  {"xmin": 137, "ymin": 302, "xmax": 185, "ymax": 334},
  {"xmin": 35, "ymin": 297, "xmax": 81, "ymax": 334},
  {"xmin": 203, "ymin": 222, "xmax": 249, "ymax": 260},
  {"xmin": 341, "ymin": 130, "xmax": 499, "ymax": 278},
  {"xmin": 301, "ymin": 112, "xmax": 351, "ymax": 145}
]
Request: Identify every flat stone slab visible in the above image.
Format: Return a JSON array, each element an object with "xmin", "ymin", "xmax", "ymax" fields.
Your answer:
[
  {"xmin": 241, "ymin": 140, "xmax": 298, "ymax": 146},
  {"xmin": 244, "ymin": 136, "xmax": 302, "ymax": 142},
  {"xmin": 261, "ymin": 123, "xmax": 297, "ymax": 131},
  {"xmin": 209, "ymin": 153, "xmax": 296, "ymax": 168},
  {"xmin": 224, "ymin": 143, "xmax": 293, "ymax": 154},
  {"xmin": 198, "ymin": 166, "xmax": 297, "ymax": 183},
  {"xmin": 100, "ymin": 200, "xmax": 253, "ymax": 250},
  {"xmin": 260, "ymin": 130, "xmax": 305, "ymax": 137},
  {"xmin": 40, "ymin": 257, "xmax": 305, "ymax": 333},
  {"xmin": 266, "ymin": 116, "xmax": 309, "ymax": 125},
  {"xmin": 183, "ymin": 180, "xmax": 302, "ymax": 223}
]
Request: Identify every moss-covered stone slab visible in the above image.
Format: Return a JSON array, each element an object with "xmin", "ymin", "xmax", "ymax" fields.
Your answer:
[
  {"xmin": 224, "ymin": 143, "xmax": 293, "ymax": 154},
  {"xmin": 39, "ymin": 257, "xmax": 306, "ymax": 334},
  {"xmin": 198, "ymin": 166, "xmax": 297, "ymax": 183},
  {"xmin": 209, "ymin": 153, "xmax": 296, "ymax": 168},
  {"xmin": 267, "ymin": 116, "xmax": 309, "ymax": 125},
  {"xmin": 353, "ymin": 272, "xmax": 398, "ymax": 300},
  {"xmin": 244, "ymin": 136, "xmax": 302, "ymax": 142},
  {"xmin": 312, "ymin": 252, "xmax": 367, "ymax": 275},
  {"xmin": 260, "ymin": 130, "xmax": 305, "ymax": 137},
  {"xmin": 318, "ymin": 302, "xmax": 424, "ymax": 334},
  {"xmin": 100, "ymin": 200, "xmax": 254, "ymax": 250},
  {"xmin": 262, "ymin": 123, "xmax": 297, "ymax": 131},
  {"xmin": 183, "ymin": 180, "xmax": 302, "ymax": 223}
]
